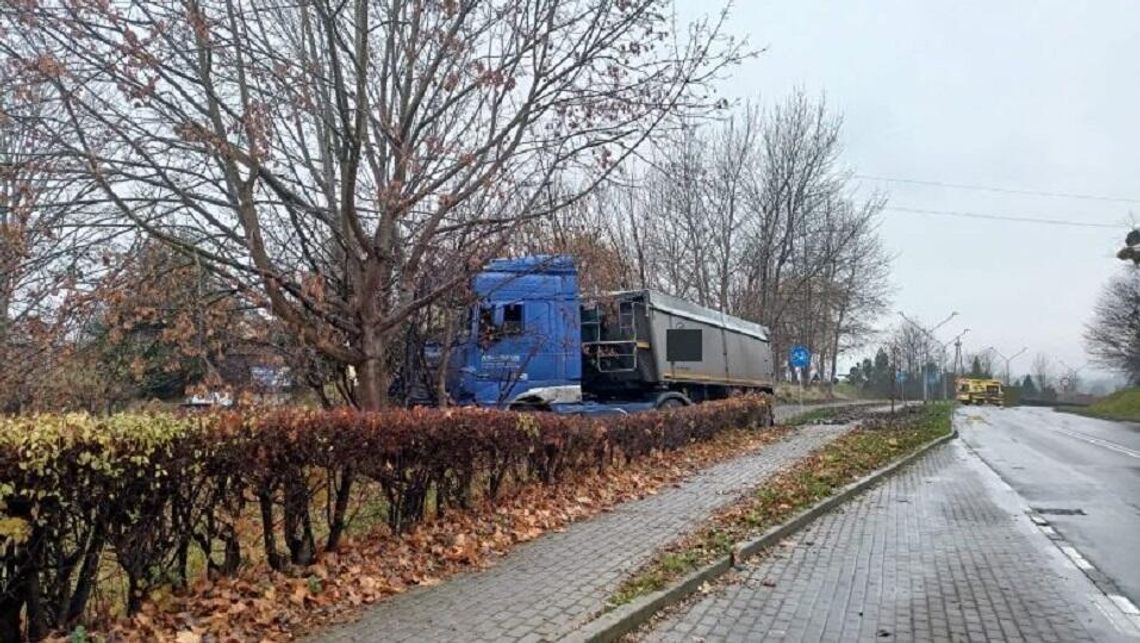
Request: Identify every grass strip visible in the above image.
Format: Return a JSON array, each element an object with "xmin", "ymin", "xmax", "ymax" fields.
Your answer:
[
  {"xmin": 786, "ymin": 406, "xmax": 846, "ymax": 426},
  {"xmin": 1059, "ymin": 387, "xmax": 1140, "ymax": 422},
  {"xmin": 609, "ymin": 403, "xmax": 953, "ymax": 607}
]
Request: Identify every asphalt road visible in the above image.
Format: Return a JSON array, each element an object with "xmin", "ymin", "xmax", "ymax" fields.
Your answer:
[{"xmin": 959, "ymin": 405, "xmax": 1140, "ymax": 606}]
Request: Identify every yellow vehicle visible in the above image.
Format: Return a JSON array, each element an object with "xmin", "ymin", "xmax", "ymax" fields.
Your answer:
[{"xmin": 955, "ymin": 378, "xmax": 1004, "ymax": 406}]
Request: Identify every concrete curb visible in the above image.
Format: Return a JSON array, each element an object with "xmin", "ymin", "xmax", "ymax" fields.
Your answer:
[{"xmin": 562, "ymin": 425, "xmax": 959, "ymax": 643}]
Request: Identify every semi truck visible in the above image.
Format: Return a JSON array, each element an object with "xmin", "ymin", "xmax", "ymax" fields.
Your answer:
[{"xmin": 427, "ymin": 256, "xmax": 776, "ymax": 416}]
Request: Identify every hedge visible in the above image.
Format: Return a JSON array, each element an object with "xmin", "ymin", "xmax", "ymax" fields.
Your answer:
[{"xmin": 0, "ymin": 397, "xmax": 772, "ymax": 641}]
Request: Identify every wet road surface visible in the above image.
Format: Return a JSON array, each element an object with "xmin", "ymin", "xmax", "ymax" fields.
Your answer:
[
  {"xmin": 641, "ymin": 409, "xmax": 1140, "ymax": 642},
  {"xmin": 959, "ymin": 406, "xmax": 1140, "ymax": 605}
]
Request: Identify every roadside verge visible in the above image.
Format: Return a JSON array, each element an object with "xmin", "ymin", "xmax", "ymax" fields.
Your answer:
[{"xmin": 563, "ymin": 409, "xmax": 958, "ymax": 643}]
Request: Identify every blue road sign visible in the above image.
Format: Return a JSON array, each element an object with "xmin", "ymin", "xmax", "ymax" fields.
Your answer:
[
  {"xmin": 896, "ymin": 370, "xmax": 908, "ymax": 383},
  {"xmin": 789, "ymin": 344, "xmax": 811, "ymax": 369}
]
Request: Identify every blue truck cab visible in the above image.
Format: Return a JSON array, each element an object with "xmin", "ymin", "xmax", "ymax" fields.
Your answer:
[{"xmin": 450, "ymin": 256, "xmax": 583, "ymax": 407}]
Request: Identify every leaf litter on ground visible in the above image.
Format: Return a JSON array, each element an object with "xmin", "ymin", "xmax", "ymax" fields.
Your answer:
[{"xmin": 67, "ymin": 423, "xmax": 795, "ymax": 642}]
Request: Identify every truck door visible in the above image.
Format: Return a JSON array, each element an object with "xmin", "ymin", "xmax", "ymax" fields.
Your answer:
[{"xmin": 473, "ymin": 299, "xmax": 580, "ymax": 405}]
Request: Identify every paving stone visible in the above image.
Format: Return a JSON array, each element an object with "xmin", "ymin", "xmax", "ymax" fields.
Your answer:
[
  {"xmin": 643, "ymin": 442, "xmax": 1129, "ymax": 642},
  {"xmin": 315, "ymin": 406, "xmax": 853, "ymax": 642}
]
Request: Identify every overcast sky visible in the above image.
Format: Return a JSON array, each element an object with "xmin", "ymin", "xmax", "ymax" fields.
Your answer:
[{"xmin": 682, "ymin": 0, "xmax": 1140, "ymax": 382}]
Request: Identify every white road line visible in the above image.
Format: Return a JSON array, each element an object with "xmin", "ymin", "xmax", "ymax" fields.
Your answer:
[
  {"xmin": 1093, "ymin": 597, "xmax": 1140, "ymax": 638},
  {"xmin": 1042, "ymin": 526, "xmax": 1058, "ymax": 537},
  {"xmin": 1048, "ymin": 427, "xmax": 1140, "ymax": 459},
  {"xmin": 1110, "ymin": 594, "xmax": 1140, "ymax": 616},
  {"xmin": 1062, "ymin": 545, "xmax": 1095, "ymax": 571}
]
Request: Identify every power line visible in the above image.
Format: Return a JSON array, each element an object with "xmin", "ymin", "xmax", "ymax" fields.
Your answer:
[
  {"xmin": 856, "ymin": 174, "xmax": 1140, "ymax": 205},
  {"xmin": 885, "ymin": 206, "xmax": 1122, "ymax": 229}
]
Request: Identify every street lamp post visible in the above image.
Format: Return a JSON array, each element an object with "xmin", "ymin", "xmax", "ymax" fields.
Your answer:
[
  {"xmin": 940, "ymin": 329, "xmax": 970, "ymax": 399},
  {"xmin": 986, "ymin": 346, "xmax": 1028, "ymax": 386},
  {"xmin": 1005, "ymin": 347, "xmax": 1028, "ymax": 386},
  {"xmin": 898, "ymin": 311, "xmax": 959, "ymax": 403}
]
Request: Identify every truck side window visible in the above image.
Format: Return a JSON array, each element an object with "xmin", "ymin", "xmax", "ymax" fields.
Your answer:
[
  {"xmin": 479, "ymin": 305, "xmax": 496, "ymax": 342},
  {"xmin": 502, "ymin": 303, "xmax": 524, "ymax": 335}
]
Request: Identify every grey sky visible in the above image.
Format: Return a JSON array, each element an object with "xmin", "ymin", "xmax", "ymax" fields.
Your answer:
[{"xmin": 683, "ymin": 0, "xmax": 1140, "ymax": 381}]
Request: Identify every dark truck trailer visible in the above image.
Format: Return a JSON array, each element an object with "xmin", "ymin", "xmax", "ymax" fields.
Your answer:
[{"xmin": 438, "ymin": 255, "xmax": 775, "ymax": 414}]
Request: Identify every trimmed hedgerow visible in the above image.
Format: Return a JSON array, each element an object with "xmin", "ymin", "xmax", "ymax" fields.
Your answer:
[{"xmin": 0, "ymin": 397, "xmax": 771, "ymax": 640}]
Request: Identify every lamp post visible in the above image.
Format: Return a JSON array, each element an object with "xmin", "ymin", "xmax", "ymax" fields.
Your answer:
[
  {"xmin": 940, "ymin": 329, "xmax": 970, "ymax": 399},
  {"xmin": 898, "ymin": 311, "xmax": 959, "ymax": 403},
  {"xmin": 986, "ymin": 346, "xmax": 1028, "ymax": 386}
]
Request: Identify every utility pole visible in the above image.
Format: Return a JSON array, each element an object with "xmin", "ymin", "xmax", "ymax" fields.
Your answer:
[
  {"xmin": 890, "ymin": 344, "xmax": 900, "ymax": 413},
  {"xmin": 898, "ymin": 311, "xmax": 959, "ymax": 403}
]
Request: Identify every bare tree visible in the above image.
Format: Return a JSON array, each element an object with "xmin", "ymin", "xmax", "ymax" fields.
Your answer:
[
  {"xmin": 4, "ymin": 0, "xmax": 745, "ymax": 409},
  {"xmin": 570, "ymin": 91, "xmax": 890, "ymax": 382},
  {"xmin": 736, "ymin": 92, "xmax": 845, "ymax": 371},
  {"xmin": 0, "ymin": 61, "xmax": 128, "ymax": 410},
  {"xmin": 820, "ymin": 196, "xmax": 891, "ymax": 385},
  {"xmin": 1031, "ymin": 352, "xmax": 1053, "ymax": 391},
  {"xmin": 1086, "ymin": 269, "xmax": 1140, "ymax": 382}
]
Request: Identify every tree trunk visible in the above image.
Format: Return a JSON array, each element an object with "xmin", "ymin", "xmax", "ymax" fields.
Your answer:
[
  {"xmin": 282, "ymin": 476, "xmax": 315, "ymax": 566},
  {"xmin": 1, "ymin": 535, "xmax": 29, "ymax": 643},
  {"xmin": 325, "ymin": 466, "xmax": 353, "ymax": 551},
  {"xmin": 435, "ymin": 309, "xmax": 459, "ymax": 407},
  {"xmin": 357, "ymin": 325, "xmax": 389, "ymax": 410},
  {"xmin": 258, "ymin": 489, "xmax": 283, "ymax": 571},
  {"xmin": 829, "ymin": 305, "xmax": 847, "ymax": 397},
  {"xmin": 65, "ymin": 520, "xmax": 106, "ymax": 625}
]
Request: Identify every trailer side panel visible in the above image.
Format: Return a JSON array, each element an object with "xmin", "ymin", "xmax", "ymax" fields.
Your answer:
[{"xmin": 643, "ymin": 291, "xmax": 774, "ymax": 391}]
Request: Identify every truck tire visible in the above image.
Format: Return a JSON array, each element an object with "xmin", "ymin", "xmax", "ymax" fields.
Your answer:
[{"xmin": 655, "ymin": 393, "xmax": 691, "ymax": 410}]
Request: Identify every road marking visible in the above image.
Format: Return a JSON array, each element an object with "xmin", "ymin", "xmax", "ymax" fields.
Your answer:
[
  {"xmin": 962, "ymin": 439, "xmax": 1140, "ymax": 637},
  {"xmin": 1093, "ymin": 597, "xmax": 1140, "ymax": 637},
  {"xmin": 1110, "ymin": 594, "xmax": 1140, "ymax": 616},
  {"xmin": 1061, "ymin": 545, "xmax": 1095, "ymax": 571},
  {"xmin": 1048, "ymin": 427, "xmax": 1140, "ymax": 459}
]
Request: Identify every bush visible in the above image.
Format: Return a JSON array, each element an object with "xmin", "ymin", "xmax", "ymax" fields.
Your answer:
[{"xmin": 0, "ymin": 397, "xmax": 770, "ymax": 640}]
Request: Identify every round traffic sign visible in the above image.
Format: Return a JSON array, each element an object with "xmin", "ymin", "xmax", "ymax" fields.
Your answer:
[{"xmin": 790, "ymin": 344, "xmax": 811, "ymax": 369}]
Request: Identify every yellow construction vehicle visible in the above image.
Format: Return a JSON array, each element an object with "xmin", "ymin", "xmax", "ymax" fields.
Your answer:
[{"xmin": 955, "ymin": 378, "xmax": 1003, "ymax": 406}]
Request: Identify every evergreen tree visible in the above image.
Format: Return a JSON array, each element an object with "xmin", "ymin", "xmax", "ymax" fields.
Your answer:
[
  {"xmin": 1020, "ymin": 374, "xmax": 1038, "ymax": 396},
  {"xmin": 872, "ymin": 348, "xmax": 894, "ymax": 397},
  {"xmin": 970, "ymin": 356, "xmax": 983, "ymax": 378}
]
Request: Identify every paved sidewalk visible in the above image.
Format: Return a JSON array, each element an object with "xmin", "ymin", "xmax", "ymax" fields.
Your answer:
[
  {"xmin": 644, "ymin": 441, "xmax": 1136, "ymax": 642},
  {"xmin": 317, "ymin": 415, "xmax": 855, "ymax": 642},
  {"xmin": 771, "ymin": 400, "xmax": 880, "ymax": 424}
]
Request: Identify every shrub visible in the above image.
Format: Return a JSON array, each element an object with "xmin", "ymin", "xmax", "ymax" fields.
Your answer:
[{"xmin": 0, "ymin": 397, "xmax": 771, "ymax": 640}]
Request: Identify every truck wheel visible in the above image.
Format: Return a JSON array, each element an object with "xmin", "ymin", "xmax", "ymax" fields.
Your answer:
[
  {"xmin": 655, "ymin": 393, "xmax": 691, "ymax": 410},
  {"xmin": 508, "ymin": 400, "xmax": 552, "ymax": 413}
]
